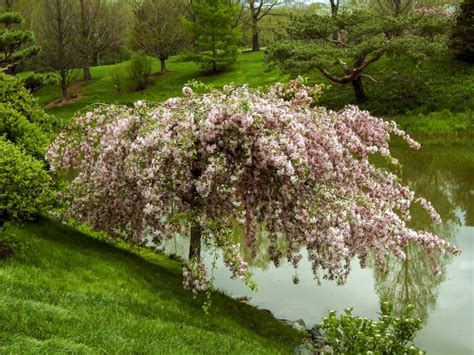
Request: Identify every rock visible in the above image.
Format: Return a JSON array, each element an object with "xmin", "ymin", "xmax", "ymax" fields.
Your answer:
[
  {"xmin": 234, "ymin": 295, "xmax": 252, "ymax": 303},
  {"xmin": 295, "ymin": 319, "xmax": 307, "ymax": 329},
  {"xmin": 308, "ymin": 325, "xmax": 324, "ymax": 342},
  {"xmin": 281, "ymin": 319, "xmax": 307, "ymax": 331},
  {"xmin": 317, "ymin": 345, "xmax": 333, "ymax": 354},
  {"xmin": 294, "ymin": 343, "xmax": 314, "ymax": 355}
]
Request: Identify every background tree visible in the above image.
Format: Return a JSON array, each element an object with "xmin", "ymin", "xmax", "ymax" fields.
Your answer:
[
  {"xmin": 450, "ymin": 0, "xmax": 474, "ymax": 63},
  {"xmin": 77, "ymin": 0, "xmax": 126, "ymax": 80},
  {"xmin": 130, "ymin": 0, "xmax": 188, "ymax": 74},
  {"xmin": 36, "ymin": 0, "xmax": 78, "ymax": 100},
  {"xmin": 243, "ymin": 1, "xmax": 285, "ymax": 51},
  {"xmin": 0, "ymin": 11, "xmax": 40, "ymax": 73},
  {"xmin": 184, "ymin": 0, "xmax": 241, "ymax": 74},
  {"xmin": 267, "ymin": 11, "xmax": 449, "ymax": 102}
]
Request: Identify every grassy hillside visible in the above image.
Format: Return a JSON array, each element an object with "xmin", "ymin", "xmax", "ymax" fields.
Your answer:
[
  {"xmin": 0, "ymin": 218, "xmax": 301, "ymax": 353},
  {"xmin": 33, "ymin": 51, "xmax": 286, "ymax": 123}
]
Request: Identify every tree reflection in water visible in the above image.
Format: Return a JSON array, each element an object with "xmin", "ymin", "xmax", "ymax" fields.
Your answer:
[{"xmin": 373, "ymin": 140, "xmax": 472, "ymax": 322}]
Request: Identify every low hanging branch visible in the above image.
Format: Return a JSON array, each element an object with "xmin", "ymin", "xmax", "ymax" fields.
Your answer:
[{"xmin": 47, "ymin": 78, "xmax": 460, "ymax": 294}]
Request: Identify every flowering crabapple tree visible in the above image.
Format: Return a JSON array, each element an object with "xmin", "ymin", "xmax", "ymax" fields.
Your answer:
[{"xmin": 47, "ymin": 78, "xmax": 460, "ymax": 293}]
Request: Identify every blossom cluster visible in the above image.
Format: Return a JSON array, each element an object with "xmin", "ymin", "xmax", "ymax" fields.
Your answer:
[{"xmin": 47, "ymin": 78, "xmax": 460, "ymax": 292}]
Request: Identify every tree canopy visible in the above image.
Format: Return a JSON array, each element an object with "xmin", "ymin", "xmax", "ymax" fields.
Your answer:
[
  {"xmin": 267, "ymin": 10, "xmax": 449, "ymax": 102},
  {"xmin": 0, "ymin": 11, "xmax": 39, "ymax": 73},
  {"xmin": 184, "ymin": 0, "xmax": 241, "ymax": 74},
  {"xmin": 130, "ymin": 0, "xmax": 188, "ymax": 74}
]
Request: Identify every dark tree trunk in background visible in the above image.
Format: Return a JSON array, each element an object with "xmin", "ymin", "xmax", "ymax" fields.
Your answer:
[
  {"xmin": 252, "ymin": 31, "xmax": 260, "ymax": 52},
  {"xmin": 352, "ymin": 77, "xmax": 366, "ymax": 103},
  {"xmin": 251, "ymin": 15, "xmax": 260, "ymax": 52},
  {"xmin": 188, "ymin": 221, "xmax": 202, "ymax": 259},
  {"xmin": 159, "ymin": 57, "xmax": 166, "ymax": 73},
  {"xmin": 330, "ymin": 0, "xmax": 339, "ymax": 17},
  {"xmin": 60, "ymin": 70, "xmax": 69, "ymax": 99},
  {"xmin": 82, "ymin": 64, "xmax": 92, "ymax": 80}
]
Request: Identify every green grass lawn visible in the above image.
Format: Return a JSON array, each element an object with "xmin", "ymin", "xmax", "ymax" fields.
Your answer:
[
  {"xmin": 35, "ymin": 51, "xmax": 287, "ymax": 123},
  {"xmin": 0, "ymin": 218, "xmax": 301, "ymax": 354}
]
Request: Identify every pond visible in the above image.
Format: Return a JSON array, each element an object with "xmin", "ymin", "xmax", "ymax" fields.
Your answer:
[{"xmin": 163, "ymin": 137, "xmax": 474, "ymax": 354}]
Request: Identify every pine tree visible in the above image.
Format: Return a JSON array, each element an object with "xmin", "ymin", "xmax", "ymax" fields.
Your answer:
[
  {"xmin": 185, "ymin": 0, "xmax": 241, "ymax": 74},
  {"xmin": 0, "ymin": 11, "xmax": 40, "ymax": 73},
  {"xmin": 450, "ymin": 0, "xmax": 474, "ymax": 63}
]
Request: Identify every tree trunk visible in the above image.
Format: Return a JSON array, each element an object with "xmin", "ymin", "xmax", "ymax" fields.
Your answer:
[
  {"xmin": 60, "ymin": 71, "xmax": 69, "ymax": 100},
  {"xmin": 251, "ymin": 16, "xmax": 260, "ymax": 52},
  {"xmin": 159, "ymin": 57, "xmax": 166, "ymax": 74},
  {"xmin": 252, "ymin": 31, "xmax": 260, "ymax": 52},
  {"xmin": 188, "ymin": 221, "xmax": 202, "ymax": 259},
  {"xmin": 82, "ymin": 64, "xmax": 92, "ymax": 80},
  {"xmin": 330, "ymin": 0, "xmax": 338, "ymax": 17},
  {"xmin": 351, "ymin": 77, "xmax": 367, "ymax": 103}
]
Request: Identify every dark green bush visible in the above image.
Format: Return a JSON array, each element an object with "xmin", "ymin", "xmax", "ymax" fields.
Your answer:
[
  {"xmin": 450, "ymin": 0, "xmax": 474, "ymax": 63},
  {"xmin": 21, "ymin": 72, "xmax": 60, "ymax": 93},
  {"xmin": 127, "ymin": 51, "xmax": 152, "ymax": 91},
  {"xmin": 0, "ymin": 137, "xmax": 52, "ymax": 225},
  {"xmin": 320, "ymin": 303, "xmax": 423, "ymax": 354},
  {"xmin": 0, "ymin": 104, "xmax": 49, "ymax": 158},
  {"xmin": 0, "ymin": 73, "xmax": 57, "ymax": 131}
]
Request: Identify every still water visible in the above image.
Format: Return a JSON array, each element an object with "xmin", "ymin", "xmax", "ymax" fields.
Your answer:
[{"xmin": 166, "ymin": 138, "xmax": 474, "ymax": 354}]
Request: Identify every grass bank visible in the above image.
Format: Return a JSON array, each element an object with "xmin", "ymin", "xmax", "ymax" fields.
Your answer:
[
  {"xmin": 0, "ymin": 218, "xmax": 301, "ymax": 353},
  {"xmin": 394, "ymin": 110, "xmax": 474, "ymax": 138}
]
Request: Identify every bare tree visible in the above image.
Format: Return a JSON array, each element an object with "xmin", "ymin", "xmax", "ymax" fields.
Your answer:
[
  {"xmin": 37, "ymin": 0, "xmax": 78, "ymax": 99},
  {"xmin": 77, "ymin": 0, "xmax": 126, "ymax": 80},
  {"xmin": 130, "ymin": 0, "xmax": 188, "ymax": 74},
  {"xmin": 243, "ymin": 0, "xmax": 286, "ymax": 51},
  {"xmin": 330, "ymin": 0, "xmax": 340, "ymax": 16}
]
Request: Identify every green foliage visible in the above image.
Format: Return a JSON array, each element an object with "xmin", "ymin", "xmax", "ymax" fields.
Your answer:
[
  {"xmin": 127, "ymin": 51, "xmax": 152, "ymax": 91},
  {"xmin": 0, "ymin": 104, "xmax": 49, "ymax": 158},
  {"xmin": 450, "ymin": 0, "xmax": 474, "ymax": 62},
  {"xmin": 109, "ymin": 63, "xmax": 126, "ymax": 93},
  {"xmin": 321, "ymin": 303, "xmax": 423, "ymax": 354},
  {"xmin": 21, "ymin": 72, "xmax": 59, "ymax": 93},
  {"xmin": 0, "ymin": 219, "xmax": 301, "ymax": 353},
  {"xmin": 0, "ymin": 137, "xmax": 51, "ymax": 225},
  {"xmin": 184, "ymin": 0, "xmax": 241, "ymax": 74},
  {"xmin": 0, "ymin": 73, "xmax": 55, "ymax": 131},
  {"xmin": 0, "ymin": 11, "xmax": 40, "ymax": 73}
]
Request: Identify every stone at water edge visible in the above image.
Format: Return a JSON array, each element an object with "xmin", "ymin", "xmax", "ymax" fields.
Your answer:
[
  {"xmin": 281, "ymin": 319, "xmax": 307, "ymax": 331},
  {"xmin": 318, "ymin": 345, "xmax": 334, "ymax": 354},
  {"xmin": 309, "ymin": 325, "xmax": 324, "ymax": 343},
  {"xmin": 295, "ymin": 319, "xmax": 307, "ymax": 329},
  {"xmin": 294, "ymin": 343, "xmax": 314, "ymax": 355}
]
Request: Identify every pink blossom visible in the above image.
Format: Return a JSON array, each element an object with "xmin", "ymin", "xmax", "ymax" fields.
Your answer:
[{"xmin": 47, "ymin": 78, "xmax": 461, "ymax": 293}]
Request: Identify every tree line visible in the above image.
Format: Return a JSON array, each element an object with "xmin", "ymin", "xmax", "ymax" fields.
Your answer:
[{"xmin": 1, "ymin": 0, "xmax": 472, "ymax": 101}]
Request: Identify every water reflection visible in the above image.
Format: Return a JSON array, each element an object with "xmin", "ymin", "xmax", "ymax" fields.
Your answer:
[{"xmin": 372, "ymin": 141, "xmax": 466, "ymax": 322}]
